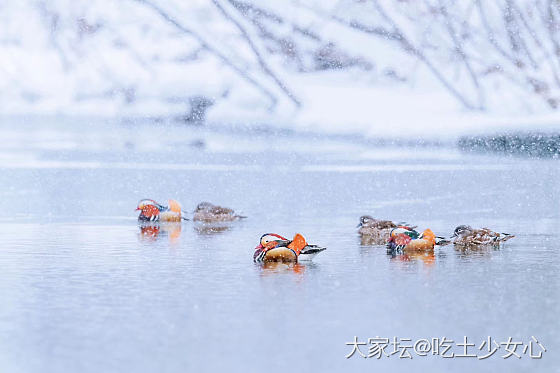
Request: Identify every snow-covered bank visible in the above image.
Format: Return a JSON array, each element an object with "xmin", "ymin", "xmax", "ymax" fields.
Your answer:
[
  {"xmin": 1, "ymin": 1, "xmax": 560, "ymax": 139},
  {"xmin": 209, "ymin": 70, "xmax": 560, "ymax": 139}
]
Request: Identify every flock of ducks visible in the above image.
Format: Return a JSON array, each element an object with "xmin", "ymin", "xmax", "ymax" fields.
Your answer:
[
  {"xmin": 357, "ymin": 215, "xmax": 513, "ymax": 249},
  {"xmin": 136, "ymin": 199, "xmax": 515, "ymax": 264},
  {"xmin": 136, "ymin": 199, "xmax": 245, "ymax": 223}
]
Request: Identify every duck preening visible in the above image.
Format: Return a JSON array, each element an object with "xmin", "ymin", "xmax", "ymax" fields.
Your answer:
[
  {"xmin": 193, "ymin": 202, "xmax": 246, "ymax": 223},
  {"xmin": 253, "ymin": 233, "xmax": 326, "ymax": 263},
  {"xmin": 451, "ymin": 225, "xmax": 514, "ymax": 247},
  {"xmin": 136, "ymin": 199, "xmax": 188, "ymax": 222},
  {"xmin": 386, "ymin": 226, "xmax": 450, "ymax": 252}
]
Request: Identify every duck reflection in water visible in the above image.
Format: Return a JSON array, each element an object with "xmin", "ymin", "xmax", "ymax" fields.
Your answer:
[
  {"xmin": 453, "ymin": 244, "xmax": 499, "ymax": 259},
  {"xmin": 388, "ymin": 250, "xmax": 436, "ymax": 267},
  {"xmin": 193, "ymin": 223, "xmax": 232, "ymax": 236},
  {"xmin": 138, "ymin": 222, "xmax": 182, "ymax": 243},
  {"xmin": 258, "ymin": 261, "xmax": 307, "ymax": 277}
]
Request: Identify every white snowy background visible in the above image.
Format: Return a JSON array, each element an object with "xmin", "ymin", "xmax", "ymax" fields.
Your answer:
[{"xmin": 2, "ymin": 0, "xmax": 560, "ymax": 137}]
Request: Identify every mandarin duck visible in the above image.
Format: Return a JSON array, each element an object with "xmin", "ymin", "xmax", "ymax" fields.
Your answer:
[
  {"xmin": 136, "ymin": 199, "xmax": 187, "ymax": 222},
  {"xmin": 357, "ymin": 215, "xmax": 417, "ymax": 245},
  {"xmin": 193, "ymin": 202, "xmax": 246, "ymax": 223},
  {"xmin": 253, "ymin": 233, "xmax": 326, "ymax": 263},
  {"xmin": 451, "ymin": 225, "xmax": 514, "ymax": 247},
  {"xmin": 387, "ymin": 226, "xmax": 450, "ymax": 252}
]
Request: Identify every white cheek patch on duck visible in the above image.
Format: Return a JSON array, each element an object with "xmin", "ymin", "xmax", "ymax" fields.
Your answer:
[{"xmin": 260, "ymin": 234, "xmax": 286, "ymax": 246}]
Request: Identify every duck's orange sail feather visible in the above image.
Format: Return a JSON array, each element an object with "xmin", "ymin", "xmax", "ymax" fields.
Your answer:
[
  {"xmin": 288, "ymin": 233, "xmax": 307, "ymax": 256},
  {"xmin": 168, "ymin": 199, "xmax": 182, "ymax": 214}
]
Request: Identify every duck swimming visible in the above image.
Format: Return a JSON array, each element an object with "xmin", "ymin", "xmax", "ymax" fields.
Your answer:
[
  {"xmin": 357, "ymin": 215, "xmax": 416, "ymax": 245},
  {"xmin": 193, "ymin": 202, "xmax": 246, "ymax": 223},
  {"xmin": 253, "ymin": 233, "xmax": 326, "ymax": 263},
  {"xmin": 136, "ymin": 199, "xmax": 187, "ymax": 222},
  {"xmin": 451, "ymin": 225, "xmax": 514, "ymax": 247},
  {"xmin": 387, "ymin": 226, "xmax": 449, "ymax": 252}
]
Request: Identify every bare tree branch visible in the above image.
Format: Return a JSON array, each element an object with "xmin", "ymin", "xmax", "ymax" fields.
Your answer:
[
  {"xmin": 133, "ymin": 0, "xmax": 279, "ymax": 110},
  {"xmin": 307, "ymin": 1, "xmax": 477, "ymax": 109},
  {"xmin": 438, "ymin": 0, "xmax": 485, "ymax": 108},
  {"xmin": 476, "ymin": 0, "xmax": 523, "ymax": 67},
  {"xmin": 212, "ymin": 0, "xmax": 301, "ymax": 107},
  {"xmin": 229, "ymin": 0, "xmax": 322, "ymax": 41},
  {"xmin": 503, "ymin": 0, "xmax": 538, "ymax": 68},
  {"xmin": 510, "ymin": 0, "xmax": 560, "ymax": 87},
  {"xmin": 370, "ymin": 0, "xmax": 478, "ymax": 109},
  {"xmin": 544, "ymin": 0, "xmax": 560, "ymax": 69}
]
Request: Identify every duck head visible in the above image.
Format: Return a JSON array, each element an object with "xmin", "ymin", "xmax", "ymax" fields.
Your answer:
[
  {"xmin": 255, "ymin": 233, "xmax": 289, "ymax": 250},
  {"xmin": 194, "ymin": 202, "xmax": 214, "ymax": 212},
  {"xmin": 388, "ymin": 227, "xmax": 414, "ymax": 246},
  {"xmin": 390, "ymin": 227, "xmax": 408, "ymax": 238},
  {"xmin": 136, "ymin": 199, "xmax": 162, "ymax": 220},
  {"xmin": 390, "ymin": 226, "xmax": 418, "ymax": 239},
  {"xmin": 357, "ymin": 215, "xmax": 375, "ymax": 228},
  {"xmin": 452, "ymin": 225, "xmax": 473, "ymax": 238}
]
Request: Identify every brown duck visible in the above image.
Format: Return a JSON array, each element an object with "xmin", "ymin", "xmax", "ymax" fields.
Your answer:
[
  {"xmin": 357, "ymin": 215, "xmax": 414, "ymax": 245},
  {"xmin": 193, "ymin": 202, "xmax": 246, "ymax": 223},
  {"xmin": 452, "ymin": 225, "xmax": 514, "ymax": 247}
]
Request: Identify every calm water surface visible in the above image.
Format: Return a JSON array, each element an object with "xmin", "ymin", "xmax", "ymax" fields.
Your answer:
[{"xmin": 0, "ymin": 120, "xmax": 558, "ymax": 372}]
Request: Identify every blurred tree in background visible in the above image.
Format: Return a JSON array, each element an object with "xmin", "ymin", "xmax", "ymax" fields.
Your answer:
[{"xmin": 1, "ymin": 0, "xmax": 559, "ymax": 117}]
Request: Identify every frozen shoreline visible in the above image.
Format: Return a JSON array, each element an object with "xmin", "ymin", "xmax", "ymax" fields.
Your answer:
[
  {"xmin": 2, "ymin": 107, "xmax": 559, "ymax": 145},
  {"xmin": 3, "ymin": 1, "xmax": 559, "ymax": 142},
  {"xmin": 4, "ymin": 71, "xmax": 560, "ymax": 143}
]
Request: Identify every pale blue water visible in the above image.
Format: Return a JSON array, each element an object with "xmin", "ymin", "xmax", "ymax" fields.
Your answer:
[{"xmin": 0, "ymin": 119, "xmax": 558, "ymax": 372}]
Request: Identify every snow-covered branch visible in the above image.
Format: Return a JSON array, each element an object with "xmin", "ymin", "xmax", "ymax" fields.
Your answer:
[
  {"xmin": 2, "ymin": 0, "xmax": 559, "ymax": 120},
  {"xmin": 212, "ymin": 0, "xmax": 301, "ymax": 107},
  {"xmin": 134, "ymin": 0, "xmax": 280, "ymax": 110}
]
